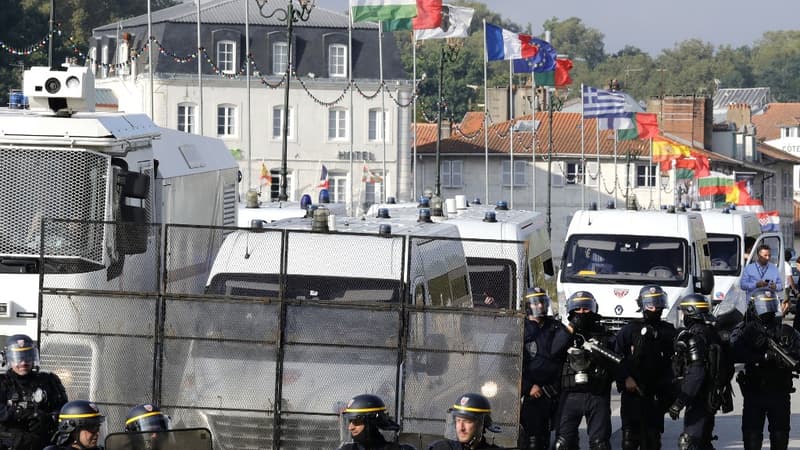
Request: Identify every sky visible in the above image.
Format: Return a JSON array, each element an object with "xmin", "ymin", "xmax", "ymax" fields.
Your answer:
[{"xmin": 324, "ymin": 0, "xmax": 799, "ymax": 55}]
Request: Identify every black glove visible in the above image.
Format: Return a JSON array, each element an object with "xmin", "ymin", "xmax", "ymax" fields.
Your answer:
[
  {"xmin": 14, "ymin": 406, "xmax": 34, "ymax": 423},
  {"xmin": 743, "ymin": 322, "xmax": 768, "ymax": 349},
  {"xmin": 668, "ymin": 397, "xmax": 685, "ymax": 420},
  {"xmin": 26, "ymin": 413, "xmax": 46, "ymax": 435}
]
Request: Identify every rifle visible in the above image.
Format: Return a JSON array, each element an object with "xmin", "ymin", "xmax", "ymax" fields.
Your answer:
[
  {"xmin": 766, "ymin": 336, "xmax": 800, "ymax": 372},
  {"xmin": 575, "ymin": 333, "xmax": 623, "ymax": 366}
]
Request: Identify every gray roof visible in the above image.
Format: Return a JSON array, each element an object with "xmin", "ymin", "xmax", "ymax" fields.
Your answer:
[
  {"xmin": 712, "ymin": 87, "xmax": 771, "ymax": 111},
  {"xmin": 95, "ymin": 88, "xmax": 118, "ymax": 107},
  {"xmin": 94, "ymin": 0, "xmax": 376, "ymax": 32}
]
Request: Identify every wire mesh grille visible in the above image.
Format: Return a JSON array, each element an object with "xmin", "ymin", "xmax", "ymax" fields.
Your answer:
[
  {"xmin": 38, "ymin": 224, "xmax": 524, "ymax": 449},
  {"xmin": 0, "ymin": 147, "xmax": 110, "ymax": 260}
]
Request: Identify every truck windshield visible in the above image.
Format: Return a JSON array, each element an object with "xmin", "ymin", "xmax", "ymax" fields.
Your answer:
[
  {"xmin": 561, "ymin": 235, "xmax": 687, "ymax": 286},
  {"xmin": 707, "ymin": 234, "xmax": 740, "ymax": 276},
  {"xmin": 206, "ymin": 273, "xmax": 402, "ymax": 303}
]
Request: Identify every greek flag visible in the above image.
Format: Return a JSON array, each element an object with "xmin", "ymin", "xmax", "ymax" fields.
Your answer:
[{"xmin": 582, "ymin": 85, "xmax": 627, "ymax": 118}]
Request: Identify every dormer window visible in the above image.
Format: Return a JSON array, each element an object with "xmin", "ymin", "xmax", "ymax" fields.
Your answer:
[
  {"xmin": 217, "ymin": 40, "xmax": 236, "ymax": 74},
  {"xmin": 272, "ymin": 42, "xmax": 288, "ymax": 75},
  {"xmin": 328, "ymin": 44, "xmax": 347, "ymax": 78},
  {"xmin": 781, "ymin": 126, "xmax": 799, "ymax": 139}
]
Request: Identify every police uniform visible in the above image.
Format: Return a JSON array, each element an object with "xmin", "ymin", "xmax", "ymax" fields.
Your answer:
[
  {"xmin": 337, "ymin": 394, "xmax": 416, "ymax": 450},
  {"xmin": 0, "ymin": 335, "xmax": 68, "ymax": 450},
  {"xmin": 520, "ymin": 287, "xmax": 570, "ymax": 450},
  {"xmin": 614, "ymin": 285, "xmax": 676, "ymax": 450},
  {"xmin": 730, "ymin": 288, "xmax": 800, "ymax": 450},
  {"xmin": 427, "ymin": 393, "xmax": 502, "ymax": 450},
  {"xmin": 554, "ymin": 291, "xmax": 620, "ymax": 450},
  {"xmin": 669, "ymin": 294, "xmax": 719, "ymax": 450}
]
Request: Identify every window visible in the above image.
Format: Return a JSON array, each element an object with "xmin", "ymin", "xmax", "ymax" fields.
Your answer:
[
  {"xmin": 217, "ymin": 40, "xmax": 236, "ymax": 74},
  {"xmin": 368, "ymin": 108, "xmax": 388, "ymax": 142},
  {"xmin": 441, "ymin": 160, "xmax": 463, "ymax": 188},
  {"xmin": 101, "ymin": 44, "xmax": 109, "ymax": 77},
  {"xmin": 502, "ymin": 160, "xmax": 527, "ymax": 186},
  {"xmin": 329, "ymin": 44, "xmax": 347, "ymax": 78},
  {"xmin": 330, "ymin": 175, "xmax": 348, "ymax": 203},
  {"xmin": 272, "ymin": 106, "xmax": 295, "ymax": 140},
  {"xmin": 217, "ymin": 104, "xmax": 237, "ymax": 137},
  {"xmin": 565, "ymin": 162, "xmax": 583, "ymax": 185},
  {"xmin": 551, "ymin": 162, "xmax": 564, "ymax": 187},
  {"xmin": 177, "ymin": 103, "xmax": 195, "ymax": 134},
  {"xmin": 636, "ymin": 164, "xmax": 658, "ymax": 188},
  {"xmin": 268, "ymin": 171, "xmax": 294, "ymax": 201},
  {"xmin": 782, "ymin": 169, "xmax": 792, "ymax": 200},
  {"xmin": 118, "ymin": 41, "xmax": 129, "ymax": 75},
  {"xmin": 272, "ymin": 42, "xmax": 288, "ymax": 75},
  {"xmin": 365, "ymin": 177, "xmax": 384, "ymax": 205},
  {"xmin": 585, "ymin": 161, "xmax": 599, "ymax": 187},
  {"xmin": 328, "ymin": 108, "xmax": 348, "ymax": 141}
]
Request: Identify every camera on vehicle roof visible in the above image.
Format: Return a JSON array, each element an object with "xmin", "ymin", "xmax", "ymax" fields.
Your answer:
[{"xmin": 23, "ymin": 65, "xmax": 96, "ymax": 114}]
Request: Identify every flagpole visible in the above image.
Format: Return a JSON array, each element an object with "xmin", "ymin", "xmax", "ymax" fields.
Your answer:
[
  {"xmin": 580, "ymin": 83, "xmax": 585, "ymax": 209},
  {"xmin": 595, "ymin": 116, "xmax": 601, "ymax": 205},
  {"xmin": 412, "ymin": 32, "xmax": 418, "ymax": 199},
  {"xmin": 348, "ymin": 10, "xmax": 354, "ymax": 215},
  {"xmin": 509, "ymin": 59, "xmax": 514, "ymax": 209},
  {"xmin": 147, "ymin": 0, "xmax": 154, "ymax": 119},
  {"xmin": 531, "ymin": 69, "xmax": 536, "ymax": 210},
  {"xmin": 650, "ymin": 137, "xmax": 655, "ymax": 209},
  {"xmin": 196, "ymin": 0, "xmax": 203, "ymax": 135},
  {"xmin": 245, "ymin": 0, "xmax": 252, "ymax": 192},
  {"xmin": 613, "ymin": 128, "xmax": 618, "ymax": 208},
  {"xmin": 379, "ymin": 21, "xmax": 386, "ymax": 203},
  {"xmin": 483, "ymin": 19, "xmax": 489, "ymax": 205}
]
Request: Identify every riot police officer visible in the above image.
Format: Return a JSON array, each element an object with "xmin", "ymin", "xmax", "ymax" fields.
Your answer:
[
  {"xmin": 0, "ymin": 334, "xmax": 68, "ymax": 450},
  {"xmin": 554, "ymin": 291, "xmax": 621, "ymax": 450},
  {"xmin": 520, "ymin": 287, "xmax": 570, "ymax": 450},
  {"xmin": 337, "ymin": 394, "xmax": 416, "ymax": 450},
  {"xmin": 614, "ymin": 285, "xmax": 677, "ymax": 450},
  {"xmin": 44, "ymin": 400, "xmax": 105, "ymax": 450},
  {"xmin": 123, "ymin": 404, "xmax": 171, "ymax": 450},
  {"xmin": 730, "ymin": 288, "xmax": 800, "ymax": 450},
  {"xmin": 427, "ymin": 393, "xmax": 502, "ymax": 450},
  {"xmin": 669, "ymin": 294, "xmax": 719, "ymax": 450}
]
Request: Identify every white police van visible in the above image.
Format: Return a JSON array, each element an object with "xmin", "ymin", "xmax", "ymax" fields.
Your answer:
[{"xmin": 558, "ymin": 207, "xmax": 715, "ymax": 329}]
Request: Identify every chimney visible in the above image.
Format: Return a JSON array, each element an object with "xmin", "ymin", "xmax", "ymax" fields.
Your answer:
[{"xmin": 440, "ymin": 119, "xmax": 451, "ymax": 139}]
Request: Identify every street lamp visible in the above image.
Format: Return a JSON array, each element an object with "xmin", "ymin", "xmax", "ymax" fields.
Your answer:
[
  {"xmin": 434, "ymin": 38, "xmax": 462, "ymax": 200},
  {"xmin": 255, "ymin": 0, "xmax": 315, "ymax": 201}
]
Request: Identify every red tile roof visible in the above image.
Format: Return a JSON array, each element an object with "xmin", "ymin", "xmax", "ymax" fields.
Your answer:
[
  {"xmin": 758, "ymin": 142, "xmax": 800, "ymax": 163},
  {"xmin": 752, "ymin": 103, "xmax": 800, "ymax": 141}
]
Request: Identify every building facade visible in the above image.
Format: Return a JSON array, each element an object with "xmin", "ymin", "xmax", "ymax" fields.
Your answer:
[{"xmin": 91, "ymin": 1, "xmax": 413, "ymax": 209}]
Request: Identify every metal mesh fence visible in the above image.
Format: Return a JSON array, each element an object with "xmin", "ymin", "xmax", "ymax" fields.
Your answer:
[
  {"xmin": 0, "ymin": 147, "xmax": 110, "ymax": 260},
  {"xmin": 39, "ymin": 223, "xmax": 524, "ymax": 449}
]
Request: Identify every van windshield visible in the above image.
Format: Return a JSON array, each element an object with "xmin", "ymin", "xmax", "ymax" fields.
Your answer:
[
  {"xmin": 206, "ymin": 273, "xmax": 402, "ymax": 303},
  {"xmin": 561, "ymin": 235, "xmax": 687, "ymax": 286},
  {"xmin": 707, "ymin": 233, "xmax": 741, "ymax": 276}
]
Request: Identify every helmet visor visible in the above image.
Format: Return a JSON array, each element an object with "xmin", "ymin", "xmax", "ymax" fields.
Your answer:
[
  {"xmin": 6, "ymin": 345, "xmax": 39, "ymax": 367},
  {"xmin": 136, "ymin": 414, "xmax": 171, "ymax": 432},
  {"xmin": 444, "ymin": 412, "xmax": 485, "ymax": 444},
  {"xmin": 526, "ymin": 298, "xmax": 550, "ymax": 318}
]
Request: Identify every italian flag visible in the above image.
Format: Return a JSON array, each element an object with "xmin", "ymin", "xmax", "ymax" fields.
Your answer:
[{"xmin": 351, "ymin": 0, "xmax": 418, "ymax": 23}]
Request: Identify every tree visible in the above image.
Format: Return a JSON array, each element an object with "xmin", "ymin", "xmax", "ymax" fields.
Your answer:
[{"xmin": 542, "ymin": 17, "xmax": 605, "ymax": 69}]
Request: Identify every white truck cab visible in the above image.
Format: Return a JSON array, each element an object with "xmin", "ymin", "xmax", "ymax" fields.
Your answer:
[
  {"xmin": 698, "ymin": 208, "xmax": 763, "ymax": 304},
  {"xmin": 558, "ymin": 208, "xmax": 715, "ymax": 329}
]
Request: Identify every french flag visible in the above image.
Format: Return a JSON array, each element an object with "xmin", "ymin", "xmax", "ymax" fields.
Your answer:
[
  {"xmin": 485, "ymin": 23, "xmax": 538, "ymax": 61},
  {"xmin": 317, "ymin": 164, "xmax": 329, "ymax": 190}
]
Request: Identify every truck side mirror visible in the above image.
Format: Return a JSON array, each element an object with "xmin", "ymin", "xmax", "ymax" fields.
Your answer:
[
  {"xmin": 116, "ymin": 205, "xmax": 148, "ymax": 255},
  {"xmin": 696, "ymin": 269, "xmax": 714, "ymax": 295}
]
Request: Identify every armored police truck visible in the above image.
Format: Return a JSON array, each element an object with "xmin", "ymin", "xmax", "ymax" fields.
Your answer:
[
  {"xmin": 0, "ymin": 65, "xmax": 238, "ymax": 339},
  {"xmin": 558, "ymin": 207, "xmax": 715, "ymax": 329},
  {"xmin": 195, "ymin": 211, "xmax": 522, "ymax": 449}
]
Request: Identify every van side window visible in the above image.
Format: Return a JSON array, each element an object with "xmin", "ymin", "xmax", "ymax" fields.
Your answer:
[
  {"xmin": 428, "ymin": 274, "xmax": 452, "ymax": 306},
  {"xmin": 543, "ymin": 256, "xmax": 555, "ymax": 276},
  {"xmin": 451, "ymin": 274, "xmax": 469, "ymax": 303}
]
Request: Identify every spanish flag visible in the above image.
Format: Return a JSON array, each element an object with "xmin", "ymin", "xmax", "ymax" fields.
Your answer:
[{"xmin": 652, "ymin": 137, "xmax": 691, "ymax": 163}]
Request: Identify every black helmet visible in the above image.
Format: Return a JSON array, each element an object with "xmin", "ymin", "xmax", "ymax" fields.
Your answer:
[
  {"xmin": 638, "ymin": 285, "xmax": 667, "ymax": 310},
  {"xmin": 125, "ymin": 404, "xmax": 170, "ymax": 432},
  {"xmin": 3, "ymin": 334, "xmax": 39, "ymax": 370},
  {"xmin": 750, "ymin": 287, "xmax": 779, "ymax": 317},
  {"xmin": 524, "ymin": 287, "xmax": 550, "ymax": 318},
  {"xmin": 678, "ymin": 294, "xmax": 711, "ymax": 318},
  {"xmin": 447, "ymin": 393, "xmax": 501, "ymax": 433},
  {"xmin": 341, "ymin": 394, "xmax": 399, "ymax": 431},
  {"xmin": 55, "ymin": 400, "xmax": 105, "ymax": 445},
  {"xmin": 566, "ymin": 291, "xmax": 598, "ymax": 314}
]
